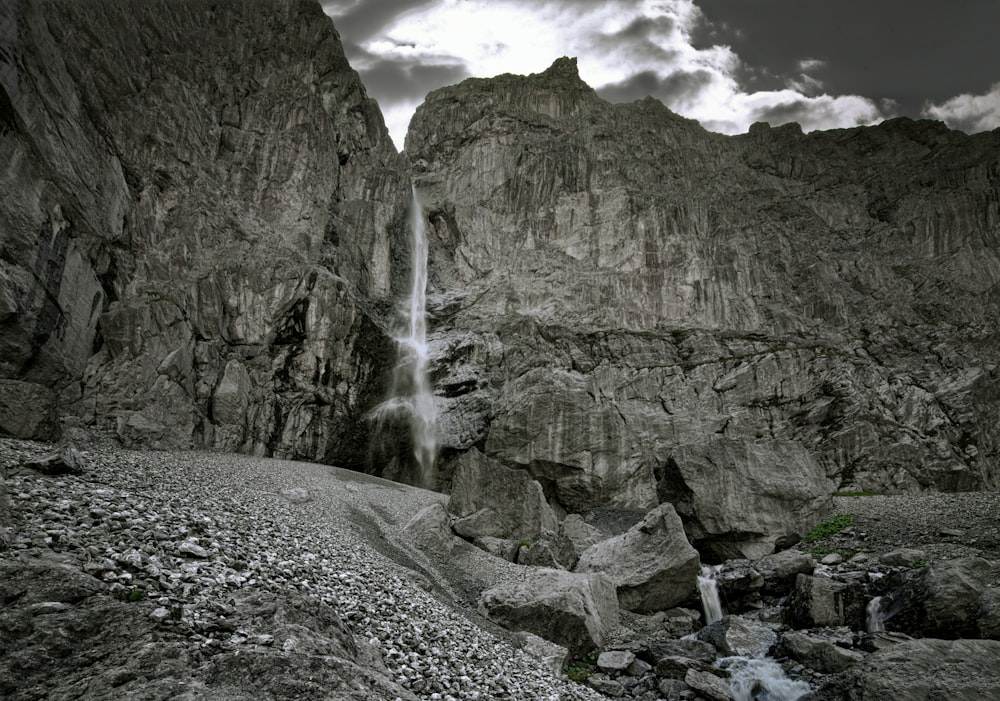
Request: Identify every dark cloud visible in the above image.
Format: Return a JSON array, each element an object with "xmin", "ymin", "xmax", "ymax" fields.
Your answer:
[
  {"xmin": 596, "ymin": 69, "xmax": 714, "ymax": 106},
  {"xmin": 362, "ymin": 58, "xmax": 470, "ymax": 103},
  {"xmin": 691, "ymin": 0, "xmax": 1000, "ymax": 117},
  {"xmin": 751, "ymin": 98, "xmax": 880, "ymax": 132},
  {"xmin": 322, "ymin": 0, "xmax": 438, "ymax": 42}
]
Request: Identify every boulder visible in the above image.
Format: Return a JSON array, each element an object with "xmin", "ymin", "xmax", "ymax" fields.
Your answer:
[
  {"xmin": 596, "ymin": 650, "xmax": 636, "ymax": 675},
  {"xmin": 716, "ymin": 559, "xmax": 764, "ymax": 609},
  {"xmin": 478, "ymin": 568, "xmax": 618, "ymax": 655},
  {"xmin": 806, "ymin": 639, "xmax": 1000, "ymax": 701},
  {"xmin": 878, "ymin": 557, "xmax": 995, "ymax": 638},
  {"xmin": 647, "ymin": 638, "xmax": 718, "ymax": 667},
  {"xmin": 560, "ymin": 514, "xmax": 604, "ymax": 557},
  {"xmin": 684, "ymin": 668, "xmax": 734, "ymax": 701},
  {"xmin": 659, "ymin": 438, "xmax": 835, "ymax": 560},
  {"xmin": 879, "ymin": 547, "xmax": 927, "ymax": 568},
  {"xmin": 755, "ymin": 549, "xmax": 815, "ymax": 596},
  {"xmin": 698, "ymin": 616, "xmax": 778, "ymax": 658},
  {"xmin": 25, "ymin": 443, "xmax": 87, "ymax": 475},
  {"xmin": 402, "ymin": 503, "xmax": 455, "ymax": 553},
  {"xmin": 0, "ymin": 380, "xmax": 59, "ymax": 440},
  {"xmin": 789, "ymin": 573, "xmax": 866, "ymax": 630},
  {"xmin": 575, "ymin": 503, "xmax": 700, "ymax": 612},
  {"xmin": 778, "ymin": 630, "xmax": 865, "ymax": 674},
  {"xmin": 448, "ymin": 448, "xmax": 558, "ymax": 541},
  {"xmin": 516, "ymin": 533, "xmax": 578, "ymax": 570}
]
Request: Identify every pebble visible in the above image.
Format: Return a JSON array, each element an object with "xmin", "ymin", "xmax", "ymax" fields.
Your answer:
[{"xmin": 0, "ymin": 438, "xmax": 604, "ymax": 701}]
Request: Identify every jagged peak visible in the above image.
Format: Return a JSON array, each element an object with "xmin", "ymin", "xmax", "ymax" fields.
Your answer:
[{"xmin": 540, "ymin": 56, "xmax": 579, "ymax": 79}]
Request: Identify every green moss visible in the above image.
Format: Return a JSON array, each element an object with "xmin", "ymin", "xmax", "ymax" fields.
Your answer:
[
  {"xmin": 564, "ymin": 651, "xmax": 598, "ymax": 683},
  {"xmin": 804, "ymin": 514, "xmax": 854, "ymax": 543}
]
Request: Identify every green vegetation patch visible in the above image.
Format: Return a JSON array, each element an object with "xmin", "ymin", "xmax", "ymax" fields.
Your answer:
[
  {"xmin": 804, "ymin": 514, "xmax": 854, "ymax": 543},
  {"xmin": 564, "ymin": 651, "xmax": 598, "ymax": 683}
]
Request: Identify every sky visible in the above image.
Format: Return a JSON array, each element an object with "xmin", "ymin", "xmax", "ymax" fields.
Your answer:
[{"xmin": 321, "ymin": 0, "xmax": 1000, "ymax": 151}]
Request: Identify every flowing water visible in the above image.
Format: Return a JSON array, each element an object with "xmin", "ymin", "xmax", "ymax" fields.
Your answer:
[
  {"xmin": 370, "ymin": 186, "xmax": 437, "ymax": 485},
  {"xmin": 695, "ymin": 566, "xmax": 811, "ymax": 700},
  {"xmin": 866, "ymin": 595, "xmax": 886, "ymax": 633},
  {"xmin": 698, "ymin": 564, "xmax": 724, "ymax": 625}
]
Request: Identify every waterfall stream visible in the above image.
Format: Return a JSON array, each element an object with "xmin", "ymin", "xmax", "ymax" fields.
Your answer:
[
  {"xmin": 371, "ymin": 186, "xmax": 437, "ymax": 485},
  {"xmin": 698, "ymin": 564, "xmax": 724, "ymax": 625}
]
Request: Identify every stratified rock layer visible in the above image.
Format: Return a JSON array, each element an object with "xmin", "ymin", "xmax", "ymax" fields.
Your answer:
[
  {"xmin": 408, "ymin": 57, "xmax": 1000, "ymax": 503},
  {"xmin": 1, "ymin": 0, "xmax": 410, "ymax": 466}
]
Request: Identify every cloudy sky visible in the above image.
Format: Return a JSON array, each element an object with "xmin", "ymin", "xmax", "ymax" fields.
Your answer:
[{"xmin": 322, "ymin": 0, "xmax": 1000, "ymax": 151}]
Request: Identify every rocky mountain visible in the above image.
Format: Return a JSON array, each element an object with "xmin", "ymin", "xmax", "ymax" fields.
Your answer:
[
  {"xmin": 408, "ymin": 57, "xmax": 1000, "ymax": 522},
  {"xmin": 0, "ymin": 0, "xmax": 410, "ymax": 467}
]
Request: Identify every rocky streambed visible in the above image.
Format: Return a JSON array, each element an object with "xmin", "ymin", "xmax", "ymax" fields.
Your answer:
[{"xmin": 2, "ymin": 438, "xmax": 1000, "ymax": 700}]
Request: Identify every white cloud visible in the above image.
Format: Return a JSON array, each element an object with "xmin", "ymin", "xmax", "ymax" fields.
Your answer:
[
  {"xmin": 343, "ymin": 0, "xmax": 892, "ymax": 148},
  {"xmin": 923, "ymin": 83, "xmax": 1000, "ymax": 134}
]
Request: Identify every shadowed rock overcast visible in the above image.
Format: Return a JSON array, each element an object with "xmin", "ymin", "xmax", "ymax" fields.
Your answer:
[
  {"xmin": 2, "ymin": 0, "xmax": 1000, "ymax": 699},
  {"xmin": 322, "ymin": 0, "xmax": 1000, "ymax": 149}
]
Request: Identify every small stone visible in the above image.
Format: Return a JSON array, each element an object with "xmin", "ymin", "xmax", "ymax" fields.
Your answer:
[
  {"xmin": 179, "ymin": 540, "xmax": 209, "ymax": 558},
  {"xmin": 150, "ymin": 607, "xmax": 171, "ymax": 622},
  {"xmin": 30, "ymin": 601, "xmax": 71, "ymax": 615},
  {"xmin": 597, "ymin": 650, "xmax": 636, "ymax": 675},
  {"xmin": 821, "ymin": 553, "xmax": 844, "ymax": 565}
]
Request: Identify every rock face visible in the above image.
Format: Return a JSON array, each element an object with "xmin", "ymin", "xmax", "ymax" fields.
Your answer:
[
  {"xmin": 1, "ymin": 0, "xmax": 410, "ymax": 468},
  {"xmin": 660, "ymin": 437, "xmax": 834, "ymax": 559},
  {"xmin": 407, "ymin": 56, "xmax": 1000, "ymax": 503},
  {"xmin": 575, "ymin": 503, "xmax": 700, "ymax": 612}
]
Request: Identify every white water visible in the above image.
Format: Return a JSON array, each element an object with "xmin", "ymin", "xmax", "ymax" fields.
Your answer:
[
  {"xmin": 866, "ymin": 596, "xmax": 885, "ymax": 633},
  {"xmin": 371, "ymin": 186, "xmax": 437, "ymax": 485},
  {"xmin": 698, "ymin": 564, "xmax": 724, "ymax": 625},
  {"xmin": 722, "ymin": 656, "xmax": 812, "ymax": 701}
]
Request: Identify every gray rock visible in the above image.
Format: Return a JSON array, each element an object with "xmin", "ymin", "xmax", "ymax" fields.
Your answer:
[
  {"xmin": 448, "ymin": 448, "xmax": 558, "ymax": 541},
  {"xmin": 684, "ymin": 668, "xmax": 734, "ymax": 701},
  {"xmin": 178, "ymin": 540, "xmax": 209, "ymax": 559},
  {"xmin": 0, "ymin": 380, "xmax": 59, "ymax": 440},
  {"xmin": 560, "ymin": 514, "xmax": 605, "ymax": 557},
  {"xmin": 1, "ymin": 0, "xmax": 410, "ymax": 467},
  {"xmin": 806, "ymin": 638, "xmax": 1000, "ymax": 701},
  {"xmin": 575, "ymin": 503, "xmax": 700, "ymax": 612},
  {"xmin": 698, "ymin": 616, "xmax": 778, "ymax": 658},
  {"xmin": 478, "ymin": 568, "xmax": 618, "ymax": 655},
  {"xmin": 587, "ymin": 675, "xmax": 625, "ymax": 697},
  {"xmin": 472, "ymin": 536, "xmax": 519, "ymax": 561},
  {"xmin": 778, "ymin": 630, "xmax": 865, "ymax": 673},
  {"xmin": 279, "ymin": 487, "xmax": 312, "ymax": 504},
  {"xmin": 755, "ymin": 549, "xmax": 815, "ymax": 596},
  {"xmin": 880, "ymin": 557, "xmax": 995, "ymax": 638},
  {"xmin": 655, "ymin": 655, "xmax": 716, "ymax": 680},
  {"xmin": 596, "ymin": 650, "xmax": 635, "ymax": 675},
  {"xmin": 411, "ymin": 57, "xmax": 1000, "ymax": 502},
  {"xmin": 403, "ymin": 503, "xmax": 455, "ymax": 553},
  {"xmin": 660, "ymin": 438, "xmax": 834, "ymax": 560},
  {"xmin": 516, "ymin": 532, "xmax": 578, "ymax": 570},
  {"xmin": 879, "ymin": 547, "xmax": 927, "ymax": 567},
  {"xmin": 647, "ymin": 637, "xmax": 718, "ymax": 666},
  {"xmin": 514, "ymin": 631, "xmax": 568, "ymax": 677},
  {"xmin": 25, "ymin": 444, "xmax": 86, "ymax": 475},
  {"xmin": 790, "ymin": 573, "xmax": 866, "ymax": 630}
]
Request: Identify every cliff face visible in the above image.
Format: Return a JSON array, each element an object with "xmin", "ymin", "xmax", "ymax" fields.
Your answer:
[
  {"xmin": 0, "ymin": 0, "xmax": 411, "ymax": 465},
  {"xmin": 407, "ymin": 58, "xmax": 1000, "ymax": 505}
]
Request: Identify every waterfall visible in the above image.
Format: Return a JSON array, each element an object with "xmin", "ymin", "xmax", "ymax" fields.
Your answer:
[
  {"xmin": 371, "ymin": 185, "xmax": 437, "ymax": 486},
  {"xmin": 723, "ymin": 657, "xmax": 811, "ymax": 701},
  {"xmin": 866, "ymin": 596, "xmax": 885, "ymax": 633},
  {"xmin": 698, "ymin": 564, "xmax": 724, "ymax": 625}
]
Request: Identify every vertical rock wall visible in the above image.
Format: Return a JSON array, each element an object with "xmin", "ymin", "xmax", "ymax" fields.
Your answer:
[
  {"xmin": 0, "ymin": 0, "xmax": 411, "ymax": 466},
  {"xmin": 406, "ymin": 58, "xmax": 1000, "ymax": 503}
]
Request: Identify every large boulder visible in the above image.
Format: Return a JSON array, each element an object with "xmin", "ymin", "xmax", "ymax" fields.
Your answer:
[
  {"xmin": 755, "ymin": 549, "xmax": 816, "ymax": 596},
  {"xmin": 778, "ymin": 630, "xmax": 865, "ymax": 674},
  {"xmin": 402, "ymin": 502, "xmax": 455, "ymax": 553},
  {"xmin": 478, "ymin": 568, "xmax": 618, "ymax": 655},
  {"xmin": 805, "ymin": 638, "xmax": 1000, "ymax": 701},
  {"xmin": 789, "ymin": 574, "xmax": 866, "ymax": 630},
  {"xmin": 659, "ymin": 437, "xmax": 835, "ymax": 560},
  {"xmin": 447, "ymin": 448, "xmax": 558, "ymax": 541},
  {"xmin": 878, "ymin": 557, "xmax": 997, "ymax": 638},
  {"xmin": 575, "ymin": 503, "xmax": 700, "ymax": 612}
]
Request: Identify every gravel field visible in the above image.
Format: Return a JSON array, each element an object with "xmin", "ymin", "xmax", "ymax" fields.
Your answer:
[
  {"xmin": 812, "ymin": 492, "xmax": 1000, "ymax": 561},
  {"xmin": 0, "ymin": 438, "xmax": 605, "ymax": 701}
]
